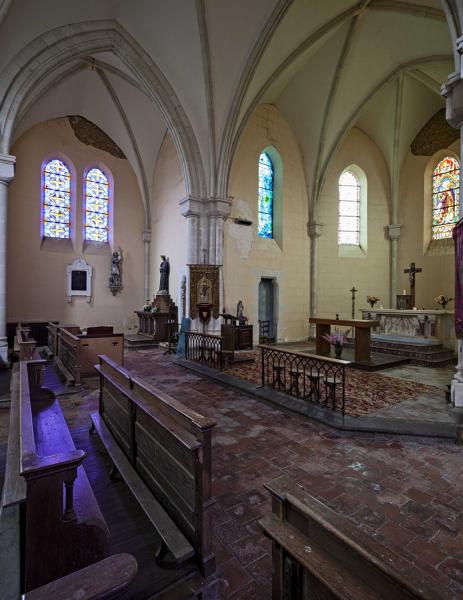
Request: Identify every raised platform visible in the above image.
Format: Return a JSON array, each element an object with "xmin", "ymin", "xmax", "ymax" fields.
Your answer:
[
  {"xmin": 369, "ymin": 339, "xmax": 455, "ymax": 367},
  {"xmin": 322, "ymin": 346, "xmax": 410, "ymax": 371},
  {"xmin": 125, "ymin": 334, "xmax": 159, "ymax": 351}
]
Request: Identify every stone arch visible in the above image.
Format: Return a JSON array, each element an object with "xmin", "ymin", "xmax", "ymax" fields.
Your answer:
[{"xmin": 0, "ymin": 19, "xmax": 206, "ymax": 200}]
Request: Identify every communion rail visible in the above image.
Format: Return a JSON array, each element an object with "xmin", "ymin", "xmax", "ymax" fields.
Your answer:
[
  {"xmin": 185, "ymin": 332, "xmax": 223, "ymax": 370},
  {"xmin": 260, "ymin": 345, "xmax": 349, "ymax": 416}
]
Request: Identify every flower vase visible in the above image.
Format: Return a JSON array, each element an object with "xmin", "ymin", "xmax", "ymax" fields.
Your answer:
[
  {"xmin": 334, "ymin": 343, "xmax": 343, "ymax": 358},
  {"xmin": 441, "ymin": 301, "xmax": 448, "ymax": 310},
  {"xmin": 369, "ymin": 301, "xmax": 376, "ymax": 309}
]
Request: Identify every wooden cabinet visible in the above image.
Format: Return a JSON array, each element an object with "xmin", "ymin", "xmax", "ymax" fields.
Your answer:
[{"xmin": 221, "ymin": 324, "xmax": 253, "ymax": 351}]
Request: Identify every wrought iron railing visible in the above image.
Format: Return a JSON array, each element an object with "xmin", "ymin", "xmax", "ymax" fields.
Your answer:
[
  {"xmin": 260, "ymin": 344, "xmax": 349, "ymax": 415},
  {"xmin": 185, "ymin": 331, "xmax": 223, "ymax": 369}
]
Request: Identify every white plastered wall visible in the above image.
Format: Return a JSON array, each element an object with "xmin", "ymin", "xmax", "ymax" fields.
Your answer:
[
  {"xmin": 7, "ymin": 117, "xmax": 145, "ymax": 331},
  {"xmin": 225, "ymin": 104, "xmax": 310, "ymax": 342},
  {"xmin": 316, "ymin": 127, "xmax": 390, "ymax": 318},
  {"xmin": 397, "ymin": 141, "xmax": 459, "ymax": 308},
  {"xmin": 150, "ymin": 133, "xmax": 188, "ymax": 309}
]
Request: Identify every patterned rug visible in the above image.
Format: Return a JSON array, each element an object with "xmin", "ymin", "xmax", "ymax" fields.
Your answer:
[{"xmin": 225, "ymin": 351, "xmax": 445, "ymax": 417}]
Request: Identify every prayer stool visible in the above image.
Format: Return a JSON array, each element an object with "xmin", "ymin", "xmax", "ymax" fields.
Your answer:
[
  {"xmin": 325, "ymin": 377, "xmax": 341, "ymax": 409},
  {"xmin": 304, "ymin": 372, "xmax": 321, "ymax": 403},
  {"xmin": 272, "ymin": 364, "xmax": 285, "ymax": 390},
  {"xmin": 288, "ymin": 369, "xmax": 301, "ymax": 397}
]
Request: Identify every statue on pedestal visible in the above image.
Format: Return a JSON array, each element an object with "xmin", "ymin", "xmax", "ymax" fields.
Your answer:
[
  {"xmin": 159, "ymin": 255, "xmax": 170, "ymax": 294},
  {"xmin": 109, "ymin": 248, "xmax": 123, "ymax": 295}
]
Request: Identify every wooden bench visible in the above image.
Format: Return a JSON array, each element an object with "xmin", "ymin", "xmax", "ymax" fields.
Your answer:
[
  {"xmin": 1, "ymin": 359, "xmax": 110, "ymax": 594},
  {"xmin": 47, "ymin": 322, "xmax": 79, "ymax": 356},
  {"xmin": 261, "ymin": 475, "xmax": 449, "ymax": 599},
  {"xmin": 24, "ymin": 553, "xmax": 138, "ymax": 600},
  {"xmin": 56, "ymin": 326, "xmax": 124, "ymax": 386},
  {"xmin": 91, "ymin": 355, "xmax": 217, "ymax": 587},
  {"xmin": 15, "ymin": 324, "xmax": 39, "ymax": 361}
]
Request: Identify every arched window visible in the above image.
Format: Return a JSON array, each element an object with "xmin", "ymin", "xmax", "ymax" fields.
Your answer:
[
  {"xmin": 432, "ymin": 156, "xmax": 460, "ymax": 240},
  {"xmin": 258, "ymin": 152, "xmax": 274, "ymax": 238},
  {"xmin": 338, "ymin": 170, "xmax": 360, "ymax": 245},
  {"xmin": 84, "ymin": 167, "xmax": 110, "ymax": 242},
  {"xmin": 42, "ymin": 158, "xmax": 71, "ymax": 238}
]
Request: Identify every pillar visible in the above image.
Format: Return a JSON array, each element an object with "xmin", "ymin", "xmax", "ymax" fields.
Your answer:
[
  {"xmin": 441, "ymin": 36, "xmax": 463, "ymax": 406},
  {"xmin": 142, "ymin": 229, "xmax": 151, "ymax": 303},
  {"xmin": 308, "ymin": 222, "xmax": 323, "ymax": 337},
  {"xmin": 0, "ymin": 154, "xmax": 15, "ymax": 365},
  {"xmin": 387, "ymin": 224, "xmax": 401, "ymax": 308}
]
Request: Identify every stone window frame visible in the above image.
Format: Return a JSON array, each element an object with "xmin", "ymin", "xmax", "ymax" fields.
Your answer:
[
  {"xmin": 337, "ymin": 164, "xmax": 368, "ymax": 258},
  {"xmin": 423, "ymin": 149, "xmax": 460, "ymax": 257},
  {"xmin": 257, "ymin": 144, "xmax": 284, "ymax": 251},
  {"xmin": 82, "ymin": 162, "xmax": 114, "ymax": 255},
  {"xmin": 40, "ymin": 152, "xmax": 76, "ymax": 252}
]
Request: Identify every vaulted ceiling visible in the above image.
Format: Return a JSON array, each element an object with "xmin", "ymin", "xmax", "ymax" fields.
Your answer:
[{"xmin": 0, "ymin": 0, "xmax": 457, "ymax": 219}]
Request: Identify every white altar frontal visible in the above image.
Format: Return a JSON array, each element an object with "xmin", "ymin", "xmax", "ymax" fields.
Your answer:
[{"xmin": 361, "ymin": 308, "xmax": 456, "ymax": 349}]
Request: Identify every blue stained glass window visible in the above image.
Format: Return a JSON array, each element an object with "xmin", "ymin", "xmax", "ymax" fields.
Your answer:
[
  {"xmin": 85, "ymin": 168, "xmax": 109, "ymax": 242},
  {"xmin": 43, "ymin": 159, "xmax": 71, "ymax": 238},
  {"xmin": 258, "ymin": 152, "xmax": 273, "ymax": 238}
]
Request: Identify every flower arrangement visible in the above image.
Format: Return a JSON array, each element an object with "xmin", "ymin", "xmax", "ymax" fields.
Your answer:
[
  {"xmin": 366, "ymin": 295, "xmax": 380, "ymax": 308},
  {"xmin": 143, "ymin": 304, "xmax": 152, "ymax": 312},
  {"xmin": 322, "ymin": 328, "xmax": 351, "ymax": 346},
  {"xmin": 434, "ymin": 294, "xmax": 453, "ymax": 309}
]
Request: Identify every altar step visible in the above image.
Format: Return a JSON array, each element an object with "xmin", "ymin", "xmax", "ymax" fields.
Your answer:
[
  {"xmin": 368, "ymin": 340, "xmax": 456, "ymax": 367},
  {"xmin": 124, "ymin": 334, "xmax": 159, "ymax": 350}
]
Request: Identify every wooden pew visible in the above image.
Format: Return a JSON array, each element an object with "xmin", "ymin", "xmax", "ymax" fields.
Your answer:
[
  {"xmin": 56, "ymin": 327, "xmax": 124, "ymax": 386},
  {"xmin": 15, "ymin": 324, "xmax": 39, "ymax": 361},
  {"xmin": 6, "ymin": 359, "xmax": 110, "ymax": 592},
  {"xmin": 261, "ymin": 476, "xmax": 449, "ymax": 600},
  {"xmin": 47, "ymin": 322, "xmax": 79, "ymax": 357},
  {"xmin": 24, "ymin": 553, "xmax": 138, "ymax": 600},
  {"xmin": 91, "ymin": 355, "xmax": 217, "ymax": 591}
]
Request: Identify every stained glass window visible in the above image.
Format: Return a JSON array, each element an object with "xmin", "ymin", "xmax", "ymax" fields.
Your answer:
[
  {"xmin": 432, "ymin": 157, "xmax": 460, "ymax": 240},
  {"xmin": 84, "ymin": 167, "xmax": 109, "ymax": 242},
  {"xmin": 338, "ymin": 171, "xmax": 360, "ymax": 245},
  {"xmin": 43, "ymin": 159, "xmax": 71, "ymax": 239},
  {"xmin": 258, "ymin": 152, "xmax": 273, "ymax": 238}
]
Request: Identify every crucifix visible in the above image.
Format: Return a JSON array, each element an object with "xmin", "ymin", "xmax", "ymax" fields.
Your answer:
[
  {"xmin": 350, "ymin": 286, "xmax": 357, "ymax": 319},
  {"xmin": 404, "ymin": 262, "xmax": 422, "ymax": 307}
]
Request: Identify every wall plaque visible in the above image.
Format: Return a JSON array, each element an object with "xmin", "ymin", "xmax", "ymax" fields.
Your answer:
[
  {"xmin": 189, "ymin": 265, "xmax": 220, "ymax": 319},
  {"xmin": 67, "ymin": 257, "xmax": 92, "ymax": 303}
]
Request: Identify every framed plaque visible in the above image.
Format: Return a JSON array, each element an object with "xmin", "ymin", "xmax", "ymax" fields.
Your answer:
[{"xmin": 66, "ymin": 257, "xmax": 92, "ymax": 303}]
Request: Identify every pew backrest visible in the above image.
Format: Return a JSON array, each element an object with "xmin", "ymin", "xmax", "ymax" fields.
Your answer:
[
  {"xmin": 16, "ymin": 324, "xmax": 38, "ymax": 361},
  {"xmin": 47, "ymin": 322, "xmax": 79, "ymax": 356},
  {"xmin": 96, "ymin": 354, "xmax": 216, "ymax": 576},
  {"xmin": 19, "ymin": 360, "xmax": 109, "ymax": 591},
  {"xmin": 261, "ymin": 475, "xmax": 449, "ymax": 600}
]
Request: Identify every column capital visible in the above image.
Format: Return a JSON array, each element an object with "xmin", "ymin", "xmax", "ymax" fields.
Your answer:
[
  {"xmin": 307, "ymin": 222, "xmax": 323, "ymax": 239},
  {"xmin": 142, "ymin": 229, "xmax": 151, "ymax": 243},
  {"xmin": 441, "ymin": 64, "xmax": 463, "ymax": 129},
  {"xmin": 179, "ymin": 195, "xmax": 232, "ymax": 219},
  {"xmin": 0, "ymin": 153, "xmax": 15, "ymax": 184},
  {"xmin": 387, "ymin": 223, "xmax": 401, "ymax": 240}
]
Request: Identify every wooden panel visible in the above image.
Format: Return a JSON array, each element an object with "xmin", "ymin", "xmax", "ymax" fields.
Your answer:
[{"xmin": 79, "ymin": 335, "xmax": 124, "ymax": 376}]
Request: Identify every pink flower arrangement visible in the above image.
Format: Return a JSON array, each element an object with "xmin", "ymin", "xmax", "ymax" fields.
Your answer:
[{"xmin": 322, "ymin": 328, "xmax": 351, "ymax": 346}]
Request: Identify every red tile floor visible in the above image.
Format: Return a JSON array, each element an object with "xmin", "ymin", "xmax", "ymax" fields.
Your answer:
[{"xmin": 4, "ymin": 349, "xmax": 463, "ymax": 598}]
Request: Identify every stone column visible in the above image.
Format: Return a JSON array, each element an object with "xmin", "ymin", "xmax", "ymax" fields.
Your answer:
[
  {"xmin": 442, "ymin": 38, "xmax": 463, "ymax": 407},
  {"xmin": 142, "ymin": 229, "xmax": 151, "ymax": 303},
  {"xmin": 308, "ymin": 222, "xmax": 323, "ymax": 337},
  {"xmin": 387, "ymin": 224, "xmax": 401, "ymax": 308},
  {"xmin": 0, "ymin": 154, "xmax": 15, "ymax": 365}
]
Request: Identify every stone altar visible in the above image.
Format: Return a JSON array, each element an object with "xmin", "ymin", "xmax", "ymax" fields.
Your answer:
[
  {"xmin": 361, "ymin": 308, "xmax": 455, "ymax": 349},
  {"xmin": 135, "ymin": 292, "xmax": 178, "ymax": 342}
]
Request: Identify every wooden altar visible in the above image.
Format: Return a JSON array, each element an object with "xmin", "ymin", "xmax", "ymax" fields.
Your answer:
[
  {"xmin": 135, "ymin": 293, "xmax": 178, "ymax": 343},
  {"xmin": 310, "ymin": 317, "xmax": 379, "ymax": 364}
]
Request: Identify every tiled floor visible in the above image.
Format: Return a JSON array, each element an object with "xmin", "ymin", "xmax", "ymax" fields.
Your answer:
[{"xmin": 3, "ymin": 351, "xmax": 463, "ymax": 598}]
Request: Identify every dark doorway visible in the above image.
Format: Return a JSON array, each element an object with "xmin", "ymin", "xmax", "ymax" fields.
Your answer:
[{"xmin": 258, "ymin": 278, "xmax": 277, "ymax": 342}]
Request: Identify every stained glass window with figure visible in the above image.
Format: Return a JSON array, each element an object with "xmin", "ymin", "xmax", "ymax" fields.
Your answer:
[
  {"xmin": 258, "ymin": 152, "xmax": 273, "ymax": 238},
  {"xmin": 43, "ymin": 159, "xmax": 71, "ymax": 238},
  {"xmin": 85, "ymin": 167, "xmax": 110, "ymax": 242},
  {"xmin": 338, "ymin": 171, "xmax": 360, "ymax": 245},
  {"xmin": 432, "ymin": 157, "xmax": 460, "ymax": 240}
]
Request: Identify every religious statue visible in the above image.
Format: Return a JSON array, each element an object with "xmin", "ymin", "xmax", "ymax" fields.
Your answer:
[
  {"xmin": 108, "ymin": 247, "xmax": 123, "ymax": 296},
  {"xmin": 159, "ymin": 255, "xmax": 170, "ymax": 294},
  {"xmin": 236, "ymin": 300, "xmax": 247, "ymax": 325},
  {"xmin": 197, "ymin": 275, "xmax": 211, "ymax": 303}
]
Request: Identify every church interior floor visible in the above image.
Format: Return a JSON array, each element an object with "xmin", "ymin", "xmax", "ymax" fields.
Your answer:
[
  {"xmin": 224, "ymin": 347, "xmax": 461, "ymax": 424},
  {"xmin": 2, "ymin": 350, "xmax": 463, "ymax": 598}
]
